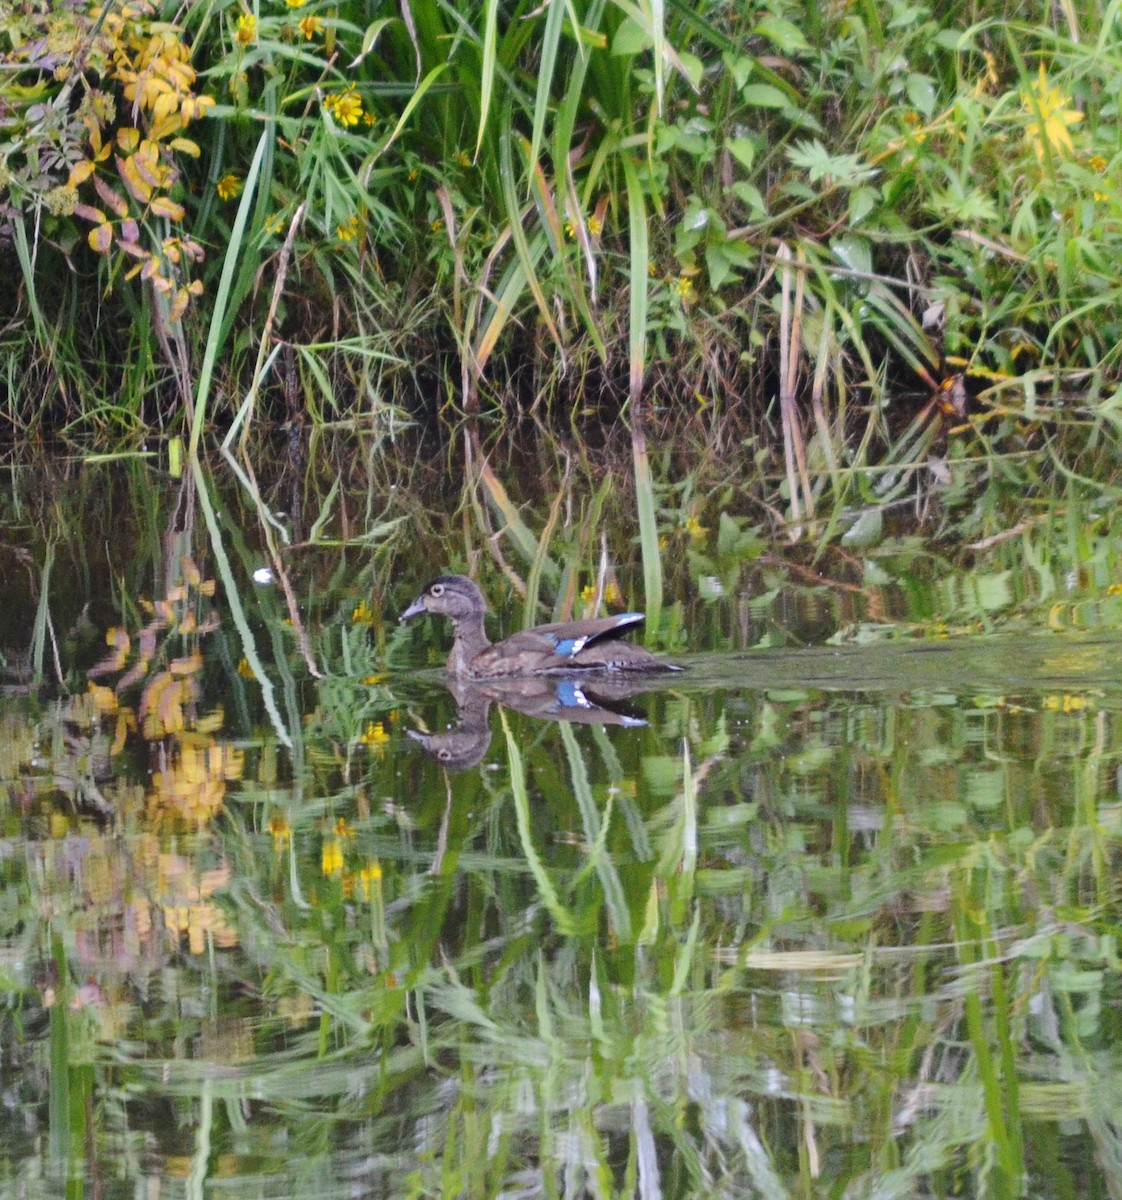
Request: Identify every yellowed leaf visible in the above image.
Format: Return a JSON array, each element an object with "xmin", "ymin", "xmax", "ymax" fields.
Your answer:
[
  {"xmin": 88, "ymin": 222, "xmax": 113, "ymax": 254},
  {"xmin": 150, "ymin": 196, "xmax": 186, "ymax": 220}
]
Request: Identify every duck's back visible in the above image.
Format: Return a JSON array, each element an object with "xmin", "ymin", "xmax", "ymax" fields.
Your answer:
[{"xmin": 467, "ymin": 613, "xmax": 674, "ymax": 677}]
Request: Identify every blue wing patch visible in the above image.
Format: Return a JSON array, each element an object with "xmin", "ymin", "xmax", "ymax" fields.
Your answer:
[{"xmin": 552, "ymin": 635, "xmax": 590, "ymax": 658}]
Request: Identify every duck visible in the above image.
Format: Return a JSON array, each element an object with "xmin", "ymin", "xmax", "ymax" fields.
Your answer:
[{"xmin": 399, "ymin": 574, "xmax": 681, "ymax": 679}]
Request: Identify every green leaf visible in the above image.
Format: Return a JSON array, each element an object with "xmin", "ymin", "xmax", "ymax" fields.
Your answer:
[
  {"xmin": 787, "ymin": 138, "xmax": 869, "ymax": 186},
  {"xmin": 906, "ymin": 73, "xmax": 937, "ymax": 118},
  {"xmin": 754, "ymin": 14, "xmax": 811, "ymax": 53},
  {"xmin": 831, "ymin": 234, "xmax": 871, "ymax": 276},
  {"xmin": 740, "ymin": 83, "xmax": 791, "ymax": 108},
  {"xmin": 731, "ymin": 181, "xmax": 767, "ymax": 216},
  {"xmin": 726, "ymin": 136, "xmax": 755, "ymax": 170},
  {"xmin": 848, "ymin": 185, "xmax": 878, "ymax": 224},
  {"xmin": 611, "ymin": 18, "xmax": 649, "ymax": 55}
]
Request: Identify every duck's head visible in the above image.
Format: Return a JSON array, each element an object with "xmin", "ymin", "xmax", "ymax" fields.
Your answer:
[{"xmin": 399, "ymin": 574, "xmax": 487, "ymax": 624}]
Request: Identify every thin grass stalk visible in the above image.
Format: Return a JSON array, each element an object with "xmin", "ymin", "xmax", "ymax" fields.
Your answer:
[
  {"xmin": 224, "ymin": 202, "xmax": 306, "ymax": 452},
  {"xmin": 621, "ymin": 151, "xmax": 649, "ymax": 407},
  {"xmin": 12, "ymin": 216, "xmax": 51, "ymax": 371},
  {"xmin": 476, "ymin": 459, "xmax": 560, "ymax": 587},
  {"xmin": 523, "ymin": 466, "xmax": 567, "ymax": 628},
  {"xmin": 29, "ymin": 539, "xmax": 54, "ymax": 686},
  {"xmin": 528, "ymin": 0, "xmax": 569, "ymax": 180},
  {"xmin": 789, "ymin": 245, "xmax": 814, "ymax": 523},
  {"xmin": 190, "ymin": 456, "xmax": 293, "ymax": 747},
  {"xmin": 809, "ymin": 317, "xmax": 840, "ymax": 483},
  {"xmin": 47, "ymin": 939, "xmax": 70, "ymax": 1164},
  {"xmin": 560, "ymin": 722, "xmax": 631, "ymax": 941},
  {"xmin": 190, "ymin": 125, "xmax": 272, "ymax": 457},
  {"xmin": 498, "ymin": 114, "xmax": 564, "ymax": 354},
  {"xmin": 500, "ymin": 708, "xmax": 581, "ymax": 936},
  {"xmin": 475, "ymin": 0, "xmax": 499, "ymax": 160},
  {"xmin": 777, "ymin": 242, "xmax": 810, "ymax": 536},
  {"xmin": 631, "ymin": 421, "xmax": 662, "ymax": 640}
]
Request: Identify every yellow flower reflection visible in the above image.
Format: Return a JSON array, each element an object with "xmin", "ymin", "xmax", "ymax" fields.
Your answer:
[
  {"xmin": 357, "ymin": 860, "xmax": 382, "ymax": 900},
  {"xmin": 322, "ymin": 838, "xmax": 344, "ymax": 876},
  {"xmin": 361, "ymin": 721, "xmax": 389, "ymax": 748},
  {"xmin": 269, "ymin": 814, "xmax": 292, "ymax": 852}
]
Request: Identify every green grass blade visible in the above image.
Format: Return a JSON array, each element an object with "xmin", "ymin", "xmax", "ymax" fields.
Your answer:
[
  {"xmin": 501, "ymin": 709, "xmax": 583, "ymax": 936},
  {"xmin": 190, "ymin": 124, "xmax": 272, "ymax": 457},
  {"xmin": 620, "ymin": 151, "xmax": 649, "ymax": 406},
  {"xmin": 632, "ymin": 422, "xmax": 662, "ymax": 638},
  {"xmin": 475, "ymin": 0, "xmax": 499, "ymax": 159}
]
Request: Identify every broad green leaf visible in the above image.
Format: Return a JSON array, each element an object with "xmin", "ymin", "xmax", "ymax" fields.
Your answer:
[
  {"xmin": 740, "ymin": 83, "xmax": 791, "ymax": 108},
  {"xmin": 754, "ymin": 14, "xmax": 811, "ymax": 53},
  {"xmin": 611, "ymin": 17, "xmax": 649, "ymax": 55},
  {"xmin": 727, "ymin": 136, "xmax": 755, "ymax": 170},
  {"xmin": 906, "ymin": 73, "xmax": 937, "ymax": 118}
]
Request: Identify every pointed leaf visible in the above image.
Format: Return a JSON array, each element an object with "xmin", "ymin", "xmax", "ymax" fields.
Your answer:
[
  {"xmin": 92, "ymin": 172, "xmax": 128, "ymax": 217},
  {"xmin": 115, "ymin": 154, "xmax": 153, "ymax": 204},
  {"xmin": 150, "ymin": 196, "xmax": 186, "ymax": 220}
]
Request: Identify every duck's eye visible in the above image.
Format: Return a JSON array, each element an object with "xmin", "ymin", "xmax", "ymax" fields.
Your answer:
[{"xmin": 430, "ymin": 583, "xmax": 445, "ymax": 597}]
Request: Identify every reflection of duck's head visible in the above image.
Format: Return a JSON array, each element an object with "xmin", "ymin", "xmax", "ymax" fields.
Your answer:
[
  {"xmin": 406, "ymin": 723, "xmax": 493, "ymax": 771},
  {"xmin": 400, "ymin": 574, "xmax": 681, "ymax": 678},
  {"xmin": 405, "ymin": 674, "xmax": 662, "ymax": 771}
]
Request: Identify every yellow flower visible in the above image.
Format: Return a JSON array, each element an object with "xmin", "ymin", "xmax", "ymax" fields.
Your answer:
[
  {"xmin": 334, "ymin": 816, "xmax": 355, "ymax": 839},
  {"xmin": 1088, "ymin": 154, "xmax": 1108, "ymax": 172},
  {"xmin": 361, "ymin": 721, "xmax": 389, "ymax": 747},
  {"xmin": 357, "ymin": 861, "xmax": 382, "ymax": 900},
  {"xmin": 352, "ymin": 600, "xmax": 374, "ymax": 624},
  {"xmin": 324, "ymin": 87, "xmax": 363, "ymax": 127},
  {"xmin": 264, "ymin": 212, "xmax": 286, "ymax": 236},
  {"xmin": 236, "ymin": 655, "xmax": 253, "ymax": 677},
  {"xmin": 1022, "ymin": 64, "xmax": 1082, "ymax": 162},
  {"xmin": 284, "ymin": 0, "xmax": 306, "ymax": 7},
  {"xmin": 677, "ymin": 275, "xmax": 694, "ymax": 298},
  {"xmin": 456, "ymin": 150, "xmax": 471, "ymax": 167},
  {"xmin": 298, "ymin": 14, "xmax": 323, "ymax": 38},
  {"xmin": 235, "ymin": 13, "xmax": 256, "ymax": 45},
  {"xmin": 430, "ymin": 218, "xmax": 443, "ymax": 232},
  {"xmin": 321, "ymin": 838, "xmax": 344, "ymax": 876},
  {"xmin": 337, "ymin": 214, "xmax": 361, "ymax": 241},
  {"xmin": 217, "ymin": 173, "xmax": 243, "ymax": 200},
  {"xmin": 683, "ymin": 514, "xmax": 707, "ymax": 538},
  {"xmin": 588, "ymin": 214, "xmax": 603, "ymax": 236}
]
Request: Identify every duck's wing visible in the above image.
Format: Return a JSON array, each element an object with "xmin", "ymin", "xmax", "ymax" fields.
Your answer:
[{"xmin": 469, "ymin": 613, "xmax": 683, "ymax": 675}]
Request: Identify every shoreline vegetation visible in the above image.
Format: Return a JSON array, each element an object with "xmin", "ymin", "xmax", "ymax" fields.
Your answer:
[{"xmin": 1, "ymin": 3, "xmax": 1120, "ymax": 509}]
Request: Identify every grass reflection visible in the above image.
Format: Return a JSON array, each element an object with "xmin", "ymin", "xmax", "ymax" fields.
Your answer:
[{"xmin": 1, "ymin": 446, "xmax": 1122, "ymax": 1196}]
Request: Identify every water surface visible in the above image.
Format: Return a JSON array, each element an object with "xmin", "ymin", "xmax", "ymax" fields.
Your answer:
[{"xmin": 1, "ymin": 446, "xmax": 1120, "ymax": 1199}]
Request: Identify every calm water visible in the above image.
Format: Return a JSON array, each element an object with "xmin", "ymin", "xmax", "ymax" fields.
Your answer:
[{"xmin": 2, "ymin": 446, "xmax": 1121, "ymax": 1199}]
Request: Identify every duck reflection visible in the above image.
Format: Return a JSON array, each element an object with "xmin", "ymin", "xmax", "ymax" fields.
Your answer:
[{"xmin": 407, "ymin": 675, "xmax": 655, "ymax": 770}]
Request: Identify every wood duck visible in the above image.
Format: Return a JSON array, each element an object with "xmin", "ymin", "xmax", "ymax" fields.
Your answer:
[{"xmin": 399, "ymin": 574, "xmax": 681, "ymax": 679}]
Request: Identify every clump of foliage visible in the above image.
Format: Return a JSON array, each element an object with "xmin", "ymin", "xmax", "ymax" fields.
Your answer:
[{"xmin": 0, "ymin": 0, "xmax": 1120, "ymax": 496}]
